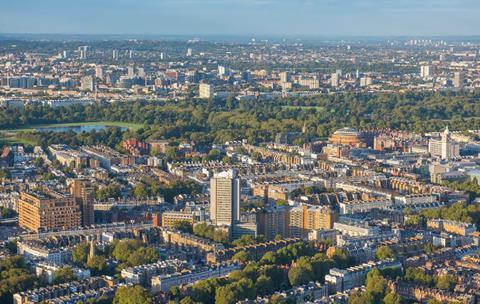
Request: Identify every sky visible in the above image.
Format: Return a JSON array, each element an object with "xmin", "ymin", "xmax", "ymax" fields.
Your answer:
[{"xmin": 0, "ymin": 0, "xmax": 479, "ymax": 37}]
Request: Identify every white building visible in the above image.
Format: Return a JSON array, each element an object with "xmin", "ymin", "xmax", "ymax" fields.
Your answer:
[
  {"xmin": 428, "ymin": 126, "xmax": 460, "ymax": 159},
  {"xmin": 151, "ymin": 263, "xmax": 240, "ymax": 293},
  {"xmin": 420, "ymin": 65, "xmax": 431, "ymax": 78},
  {"xmin": 339, "ymin": 199, "xmax": 392, "ymax": 214},
  {"xmin": 210, "ymin": 169, "xmax": 240, "ymax": 226},
  {"xmin": 36, "ymin": 262, "xmax": 90, "ymax": 284}
]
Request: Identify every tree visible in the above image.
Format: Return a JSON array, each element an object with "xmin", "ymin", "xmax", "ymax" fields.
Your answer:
[
  {"xmin": 165, "ymin": 147, "xmax": 179, "ymax": 161},
  {"xmin": 96, "ymin": 184, "xmax": 122, "ymax": 201},
  {"xmin": 232, "ymin": 251, "xmax": 251, "ymax": 264},
  {"xmin": 232, "ymin": 235, "xmax": 256, "ymax": 247},
  {"xmin": 0, "ymin": 168, "xmax": 11, "ymax": 179},
  {"xmin": 328, "ymin": 247, "xmax": 353, "ymax": 269},
  {"xmin": 383, "ymin": 292, "xmax": 403, "ymax": 304},
  {"xmin": 207, "ymin": 149, "xmax": 222, "ymax": 161},
  {"xmin": 0, "ymin": 256, "xmax": 36, "ymax": 304},
  {"xmin": 132, "ymin": 183, "xmax": 149, "ymax": 199},
  {"xmin": 179, "ymin": 297, "xmax": 197, "ymax": 304},
  {"xmin": 191, "ymin": 278, "xmax": 219, "ymax": 304},
  {"xmin": 215, "ymin": 285, "xmax": 237, "ymax": 304},
  {"xmin": 288, "ymin": 264, "xmax": 313, "ymax": 286},
  {"xmin": 112, "ymin": 239, "xmax": 143, "ymax": 262},
  {"xmin": 168, "ymin": 286, "xmax": 181, "ymax": 300},
  {"xmin": 260, "ymin": 264, "xmax": 285, "ymax": 290},
  {"xmin": 375, "ymin": 245, "xmax": 395, "ymax": 260},
  {"xmin": 347, "ymin": 290, "xmax": 368, "ymax": 304},
  {"xmin": 404, "ymin": 267, "xmax": 433, "ymax": 286},
  {"xmin": 311, "ymin": 253, "xmax": 334, "ymax": 283},
  {"xmin": 54, "ymin": 267, "xmax": 76, "ymax": 284},
  {"xmin": 229, "ymin": 270, "xmax": 247, "ymax": 282},
  {"xmin": 86, "ymin": 255, "xmax": 107, "ymax": 275},
  {"xmin": 364, "ymin": 269, "xmax": 388, "ymax": 304},
  {"xmin": 242, "ymin": 263, "xmax": 259, "ymax": 282},
  {"xmin": 72, "ymin": 242, "xmax": 89, "ymax": 265},
  {"xmin": 126, "ymin": 247, "xmax": 160, "ymax": 267},
  {"xmin": 435, "ymin": 274, "xmax": 456, "ymax": 291},
  {"xmin": 173, "ymin": 220, "xmax": 193, "ymax": 233},
  {"xmin": 260, "ymin": 251, "xmax": 278, "ymax": 265},
  {"xmin": 213, "ymin": 229, "xmax": 230, "ymax": 244},
  {"xmin": 255, "ymin": 275, "xmax": 274, "ymax": 296},
  {"xmin": 113, "ymin": 286, "xmax": 154, "ymax": 304}
]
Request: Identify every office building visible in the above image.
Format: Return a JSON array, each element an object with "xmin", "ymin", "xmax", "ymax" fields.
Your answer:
[
  {"xmin": 259, "ymin": 205, "xmax": 289, "ymax": 240},
  {"xmin": 218, "ymin": 65, "xmax": 227, "ymax": 76},
  {"xmin": 331, "ymin": 73, "xmax": 339, "ymax": 87},
  {"xmin": 80, "ymin": 75, "xmax": 95, "ymax": 91},
  {"xmin": 428, "ymin": 126, "xmax": 460, "ymax": 159},
  {"xmin": 210, "ymin": 170, "xmax": 240, "ymax": 226},
  {"xmin": 161, "ymin": 211, "xmax": 195, "ymax": 228},
  {"xmin": 127, "ymin": 66, "xmax": 135, "ymax": 78},
  {"xmin": 279, "ymin": 71, "xmax": 290, "ymax": 83},
  {"xmin": 95, "ymin": 65, "xmax": 103, "ymax": 80},
  {"xmin": 18, "ymin": 191, "xmax": 81, "ymax": 232},
  {"xmin": 420, "ymin": 65, "xmax": 431, "ymax": 78},
  {"xmin": 453, "ymin": 71, "xmax": 465, "ymax": 88},
  {"xmin": 360, "ymin": 77, "xmax": 372, "ymax": 87},
  {"xmin": 79, "ymin": 46, "xmax": 88, "ymax": 59},
  {"xmin": 199, "ymin": 83, "xmax": 213, "ymax": 99},
  {"xmin": 289, "ymin": 205, "xmax": 337, "ymax": 238}
]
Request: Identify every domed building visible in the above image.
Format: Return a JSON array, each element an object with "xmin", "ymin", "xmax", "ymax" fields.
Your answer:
[{"xmin": 328, "ymin": 127, "xmax": 366, "ymax": 147}]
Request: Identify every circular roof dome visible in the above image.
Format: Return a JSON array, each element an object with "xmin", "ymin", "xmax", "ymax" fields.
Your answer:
[{"xmin": 333, "ymin": 127, "xmax": 360, "ymax": 137}]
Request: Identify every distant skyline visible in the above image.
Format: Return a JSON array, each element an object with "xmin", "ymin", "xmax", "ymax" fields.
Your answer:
[{"xmin": 1, "ymin": 0, "xmax": 479, "ymax": 37}]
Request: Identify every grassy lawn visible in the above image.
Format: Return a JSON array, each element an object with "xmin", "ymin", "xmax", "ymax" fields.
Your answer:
[
  {"xmin": 0, "ymin": 131, "xmax": 38, "ymax": 146},
  {"xmin": 281, "ymin": 105, "xmax": 325, "ymax": 112},
  {"xmin": 5, "ymin": 121, "xmax": 144, "ymax": 132}
]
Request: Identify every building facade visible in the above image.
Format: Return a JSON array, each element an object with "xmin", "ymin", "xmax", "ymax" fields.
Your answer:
[
  {"xmin": 210, "ymin": 170, "xmax": 240, "ymax": 226},
  {"xmin": 18, "ymin": 191, "xmax": 81, "ymax": 232}
]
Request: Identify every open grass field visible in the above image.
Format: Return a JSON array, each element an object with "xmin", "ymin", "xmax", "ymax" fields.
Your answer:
[
  {"xmin": 281, "ymin": 105, "xmax": 325, "ymax": 112},
  {"xmin": 0, "ymin": 131, "xmax": 38, "ymax": 146}
]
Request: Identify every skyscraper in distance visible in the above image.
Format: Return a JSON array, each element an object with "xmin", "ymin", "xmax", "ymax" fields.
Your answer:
[
  {"xmin": 420, "ymin": 65, "xmax": 431, "ymax": 78},
  {"xmin": 95, "ymin": 65, "xmax": 103, "ymax": 80},
  {"xmin": 331, "ymin": 73, "xmax": 339, "ymax": 87},
  {"xmin": 453, "ymin": 71, "xmax": 465, "ymax": 88}
]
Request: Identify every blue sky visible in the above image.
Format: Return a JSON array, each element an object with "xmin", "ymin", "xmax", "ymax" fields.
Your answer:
[{"xmin": 0, "ymin": 0, "xmax": 478, "ymax": 36}]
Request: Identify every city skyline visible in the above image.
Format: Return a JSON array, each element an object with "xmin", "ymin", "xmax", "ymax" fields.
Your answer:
[{"xmin": 1, "ymin": 0, "xmax": 480, "ymax": 37}]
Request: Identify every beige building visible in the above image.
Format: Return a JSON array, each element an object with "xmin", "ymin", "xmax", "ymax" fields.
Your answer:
[
  {"xmin": 161, "ymin": 211, "xmax": 195, "ymax": 228},
  {"xmin": 210, "ymin": 170, "xmax": 240, "ymax": 226},
  {"xmin": 331, "ymin": 73, "xmax": 340, "ymax": 87},
  {"xmin": 18, "ymin": 191, "xmax": 81, "ymax": 232},
  {"xmin": 289, "ymin": 205, "xmax": 337, "ymax": 238},
  {"xmin": 199, "ymin": 83, "xmax": 213, "ymax": 99}
]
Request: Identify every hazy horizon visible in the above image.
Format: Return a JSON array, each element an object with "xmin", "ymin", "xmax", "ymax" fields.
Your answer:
[{"xmin": 1, "ymin": 0, "xmax": 479, "ymax": 37}]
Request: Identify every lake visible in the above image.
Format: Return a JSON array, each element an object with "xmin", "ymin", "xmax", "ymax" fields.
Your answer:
[{"xmin": 35, "ymin": 125, "xmax": 127, "ymax": 133}]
